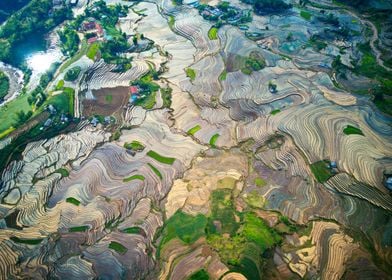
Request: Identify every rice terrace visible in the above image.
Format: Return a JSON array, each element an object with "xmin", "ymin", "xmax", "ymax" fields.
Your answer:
[{"xmin": 0, "ymin": 0, "xmax": 391, "ymax": 279}]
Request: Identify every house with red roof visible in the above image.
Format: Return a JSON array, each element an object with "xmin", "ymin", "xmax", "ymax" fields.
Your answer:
[{"xmin": 82, "ymin": 20, "xmax": 105, "ymax": 44}]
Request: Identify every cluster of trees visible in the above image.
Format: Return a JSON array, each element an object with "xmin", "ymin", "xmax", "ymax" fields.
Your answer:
[
  {"xmin": 14, "ymin": 110, "xmax": 33, "ymax": 126},
  {"xmin": 58, "ymin": 25, "xmax": 80, "ymax": 57},
  {"xmin": 85, "ymin": 1, "xmax": 132, "ymax": 71},
  {"xmin": 100, "ymin": 38, "xmax": 132, "ymax": 70},
  {"xmin": 172, "ymin": 0, "xmax": 183, "ymax": 5},
  {"xmin": 241, "ymin": 0, "xmax": 292, "ymax": 15},
  {"xmin": 242, "ymin": 52, "xmax": 266, "ymax": 75},
  {"xmin": 27, "ymin": 62, "xmax": 59, "ymax": 108},
  {"xmin": 0, "ymin": 71, "xmax": 10, "ymax": 99},
  {"xmin": 64, "ymin": 66, "xmax": 81, "ymax": 81},
  {"xmin": 0, "ymin": 0, "xmax": 31, "ymax": 23},
  {"xmin": 0, "ymin": 0, "xmax": 72, "ymax": 64},
  {"xmin": 86, "ymin": 1, "xmax": 128, "ymax": 27}
]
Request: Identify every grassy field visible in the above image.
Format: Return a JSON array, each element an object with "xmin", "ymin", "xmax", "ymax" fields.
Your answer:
[
  {"xmin": 147, "ymin": 150, "xmax": 175, "ymax": 165},
  {"xmin": 188, "ymin": 269, "xmax": 210, "ymax": 280},
  {"xmin": 161, "ymin": 87, "xmax": 172, "ymax": 108},
  {"xmin": 135, "ymin": 91, "xmax": 156, "ymax": 110},
  {"xmin": 10, "ymin": 237, "xmax": 43, "ymax": 245},
  {"xmin": 187, "ymin": 125, "xmax": 201, "ymax": 135},
  {"xmin": 185, "ymin": 68, "xmax": 196, "ymax": 81},
  {"xmin": 0, "ymin": 127, "xmax": 15, "ymax": 139},
  {"xmin": 208, "ymin": 27, "xmax": 218, "ymax": 40},
  {"xmin": 254, "ymin": 177, "xmax": 266, "ymax": 187},
  {"xmin": 300, "ymin": 10, "xmax": 312, "ymax": 20},
  {"xmin": 219, "ymin": 70, "xmax": 227, "ymax": 81},
  {"xmin": 124, "ymin": 140, "xmax": 145, "ymax": 151},
  {"xmin": 123, "ymin": 174, "xmax": 145, "ymax": 182},
  {"xmin": 87, "ymin": 42, "xmax": 100, "ymax": 61},
  {"xmin": 147, "ymin": 163, "xmax": 162, "ymax": 179},
  {"xmin": 122, "ymin": 227, "xmax": 143, "ymax": 234},
  {"xmin": 310, "ymin": 160, "xmax": 333, "ymax": 183},
  {"xmin": 104, "ymin": 94, "xmax": 112, "ymax": 103},
  {"xmin": 168, "ymin": 15, "xmax": 175, "ymax": 29},
  {"xmin": 209, "ymin": 133, "xmax": 219, "ymax": 147},
  {"xmin": 108, "ymin": 241, "xmax": 127, "ymax": 254},
  {"xmin": 242, "ymin": 212, "xmax": 281, "ymax": 251},
  {"xmin": 48, "ymin": 87, "xmax": 74, "ymax": 116},
  {"xmin": 343, "ymin": 125, "xmax": 364, "ymax": 136},
  {"xmin": 210, "ymin": 189, "xmax": 239, "ymax": 234},
  {"xmin": 0, "ymin": 93, "xmax": 31, "ymax": 133},
  {"xmin": 66, "ymin": 197, "xmax": 80, "ymax": 206},
  {"xmin": 271, "ymin": 109, "xmax": 281, "ymax": 115},
  {"xmin": 160, "ymin": 211, "xmax": 207, "ymax": 246},
  {"xmin": 55, "ymin": 168, "xmax": 69, "ymax": 177},
  {"xmin": 69, "ymin": 226, "xmax": 89, "ymax": 232}
]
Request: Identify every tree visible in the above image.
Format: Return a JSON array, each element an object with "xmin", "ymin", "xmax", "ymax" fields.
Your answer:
[
  {"xmin": 15, "ymin": 110, "xmax": 32, "ymax": 125},
  {"xmin": 0, "ymin": 39, "xmax": 11, "ymax": 62},
  {"xmin": 241, "ymin": 0, "xmax": 292, "ymax": 15},
  {"xmin": 133, "ymin": 36, "xmax": 138, "ymax": 45}
]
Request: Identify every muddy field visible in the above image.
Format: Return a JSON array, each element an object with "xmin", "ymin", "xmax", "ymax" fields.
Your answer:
[{"xmin": 82, "ymin": 86, "xmax": 129, "ymax": 116}]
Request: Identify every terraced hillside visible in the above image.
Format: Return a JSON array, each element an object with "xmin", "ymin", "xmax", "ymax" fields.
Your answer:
[{"xmin": 0, "ymin": 0, "xmax": 391, "ymax": 279}]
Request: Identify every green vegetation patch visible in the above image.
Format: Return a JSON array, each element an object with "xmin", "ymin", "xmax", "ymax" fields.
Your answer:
[
  {"xmin": 147, "ymin": 163, "xmax": 162, "ymax": 179},
  {"xmin": 300, "ymin": 10, "xmax": 312, "ymax": 20},
  {"xmin": 188, "ymin": 269, "xmax": 210, "ymax": 280},
  {"xmin": 105, "ymin": 94, "xmax": 112, "ymax": 103},
  {"xmin": 147, "ymin": 150, "xmax": 175, "ymax": 165},
  {"xmin": 124, "ymin": 140, "xmax": 145, "ymax": 151},
  {"xmin": 56, "ymin": 80, "xmax": 65, "ymax": 90},
  {"xmin": 207, "ymin": 234, "xmax": 247, "ymax": 266},
  {"xmin": 87, "ymin": 42, "xmax": 100, "ymax": 60},
  {"xmin": 55, "ymin": 168, "xmax": 69, "ymax": 177},
  {"xmin": 160, "ymin": 211, "xmax": 207, "ymax": 246},
  {"xmin": 10, "ymin": 237, "xmax": 43, "ymax": 245},
  {"xmin": 0, "ymin": 90, "xmax": 31, "ymax": 133},
  {"xmin": 242, "ymin": 212, "xmax": 281, "ymax": 251},
  {"xmin": 66, "ymin": 197, "xmax": 80, "ymax": 206},
  {"xmin": 254, "ymin": 177, "xmax": 266, "ymax": 187},
  {"xmin": 209, "ymin": 189, "xmax": 239, "ymax": 235},
  {"xmin": 108, "ymin": 241, "xmax": 127, "ymax": 254},
  {"xmin": 310, "ymin": 160, "xmax": 333, "ymax": 183},
  {"xmin": 240, "ymin": 51, "xmax": 266, "ymax": 75},
  {"xmin": 209, "ymin": 133, "xmax": 219, "ymax": 147},
  {"xmin": 270, "ymin": 109, "xmax": 281, "ymax": 115},
  {"xmin": 48, "ymin": 87, "xmax": 75, "ymax": 116},
  {"xmin": 308, "ymin": 35, "xmax": 327, "ymax": 51},
  {"xmin": 244, "ymin": 190, "xmax": 265, "ymax": 209},
  {"xmin": 161, "ymin": 87, "xmax": 172, "ymax": 108},
  {"xmin": 0, "ymin": 0, "xmax": 70, "ymax": 65},
  {"xmin": 219, "ymin": 70, "xmax": 227, "ymax": 81},
  {"xmin": 64, "ymin": 66, "xmax": 81, "ymax": 81},
  {"xmin": 187, "ymin": 125, "xmax": 201, "ymax": 135},
  {"xmin": 123, "ymin": 174, "xmax": 145, "ymax": 182},
  {"xmin": 0, "ymin": 71, "xmax": 10, "ymax": 99},
  {"xmin": 208, "ymin": 27, "xmax": 218, "ymax": 40},
  {"xmin": 185, "ymin": 68, "xmax": 196, "ymax": 81},
  {"xmin": 138, "ymin": 91, "xmax": 156, "ymax": 109},
  {"xmin": 122, "ymin": 227, "xmax": 143, "ymax": 234},
  {"xmin": 58, "ymin": 25, "xmax": 80, "ymax": 57},
  {"xmin": 356, "ymin": 42, "xmax": 391, "ymax": 80},
  {"xmin": 343, "ymin": 125, "xmax": 364, "ymax": 136},
  {"xmin": 69, "ymin": 226, "xmax": 89, "ymax": 232},
  {"xmin": 168, "ymin": 15, "xmax": 175, "ymax": 29}
]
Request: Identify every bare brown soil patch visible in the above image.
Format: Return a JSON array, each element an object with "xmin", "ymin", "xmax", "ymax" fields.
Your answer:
[{"xmin": 82, "ymin": 86, "xmax": 129, "ymax": 116}]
